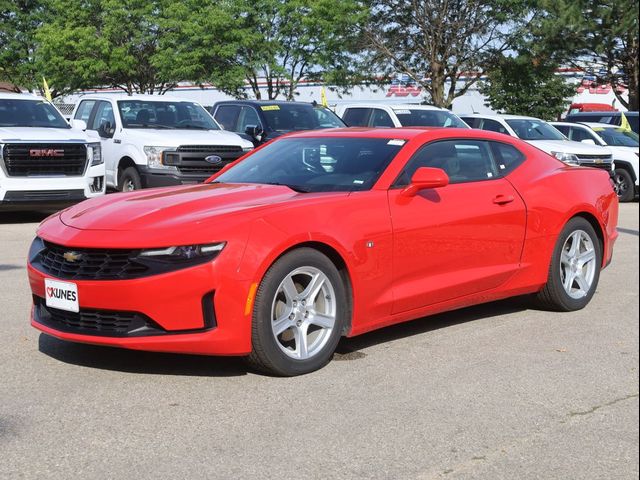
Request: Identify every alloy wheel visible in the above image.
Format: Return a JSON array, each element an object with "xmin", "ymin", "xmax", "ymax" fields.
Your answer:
[{"xmin": 560, "ymin": 230, "xmax": 597, "ymax": 299}]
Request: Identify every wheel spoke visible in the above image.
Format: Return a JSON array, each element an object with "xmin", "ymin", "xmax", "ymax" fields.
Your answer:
[
  {"xmin": 300, "ymin": 272, "xmax": 327, "ymax": 303},
  {"xmin": 575, "ymin": 273, "xmax": 590, "ymax": 294},
  {"xmin": 281, "ymin": 276, "xmax": 299, "ymax": 303},
  {"xmin": 577, "ymin": 249, "xmax": 595, "ymax": 266},
  {"xmin": 563, "ymin": 269, "xmax": 575, "ymax": 291},
  {"xmin": 310, "ymin": 312, "xmax": 335, "ymax": 329},
  {"xmin": 568, "ymin": 231, "xmax": 581, "ymax": 258},
  {"xmin": 273, "ymin": 311, "xmax": 293, "ymax": 336},
  {"xmin": 294, "ymin": 325, "xmax": 309, "ymax": 359},
  {"xmin": 561, "ymin": 250, "xmax": 572, "ymax": 266}
]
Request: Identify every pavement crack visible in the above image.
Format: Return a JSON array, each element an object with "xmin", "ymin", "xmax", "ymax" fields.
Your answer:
[{"xmin": 568, "ymin": 393, "xmax": 639, "ymax": 417}]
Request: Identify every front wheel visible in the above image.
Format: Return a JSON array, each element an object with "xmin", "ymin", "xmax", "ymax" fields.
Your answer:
[
  {"xmin": 118, "ymin": 166, "xmax": 142, "ymax": 192},
  {"xmin": 247, "ymin": 248, "xmax": 347, "ymax": 376},
  {"xmin": 613, "ymin": 168, "xmax": 635, "ymax": 202},
  {"xmin": 536, "ymin": 217, "xmax": 602, "ymax": 311}
]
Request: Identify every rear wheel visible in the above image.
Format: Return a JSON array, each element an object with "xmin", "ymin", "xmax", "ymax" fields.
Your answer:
[
  {"xmin": 613, "ymin": 168, "xmax": 635, "ymax": 202},
  {"xmin": 247, "ymin": 248, "xmax": 347, "ymax": 376},
  {"xmin": 119, "ymin": 166, "xmax": 142, "ymax": 192},
  {"xmin": 536, "ymin": 217, "xmax": 602, "ymax": 311}
]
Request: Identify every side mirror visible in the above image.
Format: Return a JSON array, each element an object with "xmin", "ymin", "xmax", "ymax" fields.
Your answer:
[
  {"xmin": 245, "ymin": 124, "xmax": 264, "ymax": 139},
  {"xmin": 401, "ymin": 167, "xmax": 449, "ymax": 197},
  {"xmin": 98, "ymin": 120, "xmax": 115, "ymax": 138},
  {"xmin": 70, "ymin": 119, "xmax": 87, "ymax": 131},
  {"xmin": 581, "ymin": 138, "xmax": 596, "ymax": 145}
]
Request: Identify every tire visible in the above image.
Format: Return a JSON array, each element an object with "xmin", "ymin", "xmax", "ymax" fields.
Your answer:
[
  {"xmin": 536, "ymin": 217, "xmax": 602, "ymax": 312},
  {"xmin": 118, "ymin": 166, "xmax": 142, "ymax": 192},
  {"xmin": 613, "ymin": 168, "xmax": 635, "ymax": 202},
  {"xmin": 246, "ymin": 248, "xmax": 347, "ymax": 376}
]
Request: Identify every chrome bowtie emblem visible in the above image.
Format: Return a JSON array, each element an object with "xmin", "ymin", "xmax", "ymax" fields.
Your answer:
[
  {"xmin": 204, "ymin": 155, "xmax": 222, "ymax": 165},
  {"xmin": 63, "ymin": 251, "xmax": 83, "ymax": 263}
]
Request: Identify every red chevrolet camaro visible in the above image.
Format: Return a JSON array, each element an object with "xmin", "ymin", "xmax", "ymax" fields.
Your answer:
[{"xmin": 28, "ymin": 128, "xmax": 618, "ymax": 375}]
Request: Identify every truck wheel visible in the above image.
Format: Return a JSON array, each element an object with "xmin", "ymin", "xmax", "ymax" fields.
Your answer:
[
  {"xmin": 119, "ymin": 167, "xmax": 142, "ymax": 192},
  {"xmin": 535, "ymin": 217, "xmax": 602, "ymax": 312},
  {"xmin": 613, "ymin": 168, "xmax": 635, "ymax": 202}
]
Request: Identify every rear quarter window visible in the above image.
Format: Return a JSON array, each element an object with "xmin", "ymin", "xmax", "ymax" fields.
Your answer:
[{"xmin": 490, "ymin": 142, "xmax": 525, "ymax": 175}]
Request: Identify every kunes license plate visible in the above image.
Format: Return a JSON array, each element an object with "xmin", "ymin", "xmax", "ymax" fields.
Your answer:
[{"xmin": 45, "ymin": 278, "xmax": 79, "ymax": 313}]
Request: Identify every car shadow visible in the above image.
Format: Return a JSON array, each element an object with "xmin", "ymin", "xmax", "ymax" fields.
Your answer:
[
  {"xmin": 0, "ymin": 211, "xmax": 51, "ymax": 224},
  {"xmin": 38, "ymin": 334, "xmax": 249, "ymax": 377},
  {"xmin": 335, "ymin": 296, "xmax": 531, "ymax": 358},
  {"xmin": 38, "ymin": 296, "xmax": 531, "ymax": 375}
]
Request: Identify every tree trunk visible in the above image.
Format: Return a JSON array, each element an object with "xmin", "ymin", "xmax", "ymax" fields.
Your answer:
[{"xmin": 430, "ymin": 62, "xmax": 445, "ymax": 107}]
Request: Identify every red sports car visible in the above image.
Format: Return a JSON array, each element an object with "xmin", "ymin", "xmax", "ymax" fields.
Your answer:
[{"xmin": 28, "ymin": 128, "xmax": 618, "ymax": 376}]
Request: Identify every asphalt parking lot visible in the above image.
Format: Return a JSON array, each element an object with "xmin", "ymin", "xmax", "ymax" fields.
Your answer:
[{"xmin": 0, "ymin": 204, "xmax": 638, "ymax": 480}]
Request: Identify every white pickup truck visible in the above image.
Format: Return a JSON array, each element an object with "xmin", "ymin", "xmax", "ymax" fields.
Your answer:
[
  {"xmin": 1, "ymin": 93, "xmax": 105, "ymax": 211},
  {"xmin": 70, "ymin": 94, "xmax": 254, "ymax": 191}
]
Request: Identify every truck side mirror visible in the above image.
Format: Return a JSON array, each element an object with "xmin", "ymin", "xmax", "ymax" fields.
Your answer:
[
  {"xmin": 98, "ymin": 121, "xmax": 115, "ymax": 138},
  {"xmin": 245, "ymin": 124, "xmax": 264, "ymax": 140}
]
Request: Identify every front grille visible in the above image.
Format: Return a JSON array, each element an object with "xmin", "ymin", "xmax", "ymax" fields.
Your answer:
[
  {"xmin": 177, "ymin": 145, "xmax": 243, "ymax": 153},
  {"xmin": 4, "ymin": 189, "xmax": 85, "ymax": 201},
  {"xmin": 37, "ymin": 241, "xmax": 149, "ymax": 280},
  {"xmin": 2, "ymin": 143, "xmax": 88, "ymax": 177},
  {"xmin": 177, "ymin": 163, "xmax": 231, "ymax": 175},
  {"xmin": 33, "ymin": 297, "xmax": 164, "ymax": 337},
  {"xmin": 576, "ymin": 154, "xmax": 613, "ymax": 162}
]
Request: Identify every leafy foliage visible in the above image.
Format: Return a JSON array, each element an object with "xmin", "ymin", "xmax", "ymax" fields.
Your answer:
[{"xmin": 480, "ymin": 54, "xmax": 576, "ymax": 119}]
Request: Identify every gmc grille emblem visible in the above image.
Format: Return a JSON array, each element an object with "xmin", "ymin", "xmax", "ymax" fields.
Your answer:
[
  {"xmin": 63, "ymin": 251, "xmax": 83, "ymax": 263},
  {"xmin": 30, "ymin": 149, "xmax": 65, "ymax": 157}
]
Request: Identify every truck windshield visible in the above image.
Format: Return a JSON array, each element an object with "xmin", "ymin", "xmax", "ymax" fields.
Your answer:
[
  {"xmin": 117, "ymin": 100, "xmax": 220, "ymax": 130},
  {"xmin": 393, "ymin": 109, "xmax": 468, "ymax": 128},
  {"xmin": 260, "ymin": 104, "xmax": 344, "ymax": 132},
  {"xmin": 0, "ymin": 99, "xmax": 70, "ymax": 128},
  {"xmin": 506, "ymin": 119, "xmax": 566, "ymax": 140},
  {"xmin": 214, "ymin": 137, "xmax": 402, "ymax": 192},
  {"xmin": 595, "ymin": 127, "xmax": 639, "ymax": 147}
]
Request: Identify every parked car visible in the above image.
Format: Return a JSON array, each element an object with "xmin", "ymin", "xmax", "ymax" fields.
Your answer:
[
  {"xmin": 28, "ymin": 127, "xmax": 618, "ymax": 376},
  {"xmin": 566, "ymin": 103, "xmax": 617, "ymax": 115},
  {"xmin": 459, "ymin": 114, "xmax": 614, "ymax": 174},
  {"xmin": 335, "ymin": 103, "xmax": 469, "ymax": 129},
  {"xmin": 71, "ymin": 94, "xmax": 254, "ymax": 191},
  {"xmin": 565, "ymin": 111, "xmax": 639, "ymax": 134},
  {"xmin": 1, "ymin": 92, "xmax": 105, "ymax": 211},
  {"xmin": 552, "ymin": 121, "xmax": 639, "ymax": 202},
  {"xmin": 211, "ymin": 100, "xmax": 345, "ymax": 146}
]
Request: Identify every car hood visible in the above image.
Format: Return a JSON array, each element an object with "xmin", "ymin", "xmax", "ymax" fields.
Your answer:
[
  {"xmin": 526, "ymin": 139, "xmax": 612, "ymax": 155},
  {"xmin": 0, "ymin": 126, "xmax": 92, "ymax": 142},
  {"xmin": 58, "ymin": 183, "xmax": 342, "ymax": 232},
  {"xmin": 121, "ymin": 128, "xmax": 253, "ymax": 149}
]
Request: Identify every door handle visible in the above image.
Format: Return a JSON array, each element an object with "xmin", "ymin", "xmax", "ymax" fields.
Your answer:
[{"xmin": 493, "ymin": 194, "xmax": 515, "ymax": 205}]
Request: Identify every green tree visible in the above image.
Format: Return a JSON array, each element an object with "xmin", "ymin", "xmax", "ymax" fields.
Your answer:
[
  {"xmin": 480, "ymin": 54, "xmax": 575, "ymax": 119},
  {"xmin": 0, "ymin": 0, "xmax": 44, "ymax": 90},
  {"xmin": 531, "ymin": 0, "xmax": 639, "ymax": 110},
  {"xmin": 361, "ymin": 0, "xmax": 533, "ymax": 108}
]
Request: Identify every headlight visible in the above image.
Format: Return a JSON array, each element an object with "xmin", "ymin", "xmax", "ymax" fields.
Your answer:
[
  {"xmin": 137, "ymin": 242, "xmax": 226, "ymax": 263},
  {"xmin": 144, "ymin": 146, "xmax": 176, "ymax": 169},
  {"xmin": 87, "ymin": 142, "xmax": 102, "ymax": 166},
  {"xmin": 551, "ymin": 151, "xmax": 580, "ymax": 166}
]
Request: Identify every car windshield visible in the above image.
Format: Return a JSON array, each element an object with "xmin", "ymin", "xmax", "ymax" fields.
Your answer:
[
  {"xmin": 506, "ymin": 119, "xmax": 566, "ymax": 140},
  {"xmin": 394, "ymin": 108, "xmax": 468, "ymax": 128},
  {"xmin": 314, "ymin": 107, "xmax": 346, "ymax": 128},
  {"xmin": 594, "ymin": 127, "xmax": 639, "ymax": 147},
  {"xmin": 260, "ymin": 104, "xmax": 342, "ymax": 132},
  {"xmin": 0, "ymin": 99, "xmax": 69, "ymax": 128},
  {"xmin": 214, "ymin": 137, "xmax": 403, "ymax": 192},
  {"xmin": 117, "ymin": 100, "xmax": 219, "ymax": 130}
]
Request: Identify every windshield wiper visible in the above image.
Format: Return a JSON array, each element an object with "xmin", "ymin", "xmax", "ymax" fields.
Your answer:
[{"xmin": 263, "ymin": 182, "xmax": 311, "ymax": 193}]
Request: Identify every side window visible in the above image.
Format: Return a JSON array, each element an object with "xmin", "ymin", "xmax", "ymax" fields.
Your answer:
[
  {"xmin": 213, "ymin": 105, "xmax": 241, "ymax": 130},
  {"xmin": 460, "ymin": 117, "xmax": 480, "ymax": 128},
  {"xmin": 369, "ymin": 108, "xmax": 395, "ymax": 127},
  {"xmin": 490, "ymin": 142, "xmax": 525, "ymax": 175},
  {"xmin": 74, "ymin": 100, "xmax": 96, "ymax": 122},
  {"xmin": 554, "ymin": 124, "xmax": 570, "ymax": 136},
  {"xmin": 89, "ymin": 101, "xmax": 115, "ymax": 134},
  {"xmin": 481, "ymin": 119, "xmax": 508, "ymax": 134},
  {"xmin": 237, "ymin": 106, "xmax": 262, "ymax": 133},
  {"xmin": 397, "ymin": 140, "xmax": 498, "ymax": 186},
  {"xmin": 342, "ymin": 108, "xmax": 371, "ymax": 127},
  {"xmin": 569, "ymin": 127, "xmax": 598, "ymax": 143}
]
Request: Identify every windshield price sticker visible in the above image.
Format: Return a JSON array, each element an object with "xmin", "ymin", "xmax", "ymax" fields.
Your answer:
[
  {"xmin": 261, "ymin": 105, "xmax": 280, "ymax": 111},
  {"xmin": 393, "ymin": 109, "xmax": 411, "ymax": 115},
  {"xmin": 387, "ymin": 139, "xmax": 406, "ymax": 146},
  {"xmin": 45, "ymin": 278, "xmax": 79, "ymax": 313}
]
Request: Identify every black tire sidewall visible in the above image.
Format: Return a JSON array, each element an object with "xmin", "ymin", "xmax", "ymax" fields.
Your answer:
[
  {"xmin": 614, "ymin": 168, "xmax": 635, "ymax": 202},
  {"xmin": 119, "ymin": 167, "xmax": 142, "ymax": 191},
  {"xmin": 548, "ymin": 218, "xmax": 602, "ymax": 311},
  {"xmin": 252, "ymin": 248, "xmax": 347, "ymax": 376}
]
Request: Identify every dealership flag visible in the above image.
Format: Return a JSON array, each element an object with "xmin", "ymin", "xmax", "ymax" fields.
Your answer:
[
  {"xmin": 321, "ymin": 86, "xmax": 329, "ymax": 108},
  {"xmin": 42, "ymin": 77, "xmax": 52, "ymax": 102},
  {"xmin": 619, "ymin": 111, "xmax": 632, "ymax": 132}
]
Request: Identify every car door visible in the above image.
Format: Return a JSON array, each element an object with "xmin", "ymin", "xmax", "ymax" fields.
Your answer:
[
  {"xmin": 213, "ymin": 104, "xmax": 241, "ymax": 131},
  {"xmin": 87, "ymin": 101, "xmax": 118, "ymax": 187},
  {"xmin": 388, "ymin": 139, "xmax": 527, "ymax": 313},
  {"xmin": 369, "ymin": 108, "xmax": 396, "ymax": 127}
]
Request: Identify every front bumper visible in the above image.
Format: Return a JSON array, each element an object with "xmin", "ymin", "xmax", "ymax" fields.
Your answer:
[
  {"xmin": 28, "ymin": 260, "xmax": 253, "ymax": 355},
  {"xmin": 138, "ymin": 166, "xmax": 212, "ymax": 188}
]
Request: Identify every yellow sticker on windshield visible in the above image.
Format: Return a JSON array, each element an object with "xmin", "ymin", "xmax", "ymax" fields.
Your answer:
[
  {"xmin": 592, "ymin": 127, "xmax": 605, "ymax": 131},
  {"xmin": 261, "ymin": 105, "xmax": 280, "ymax": 111}
]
